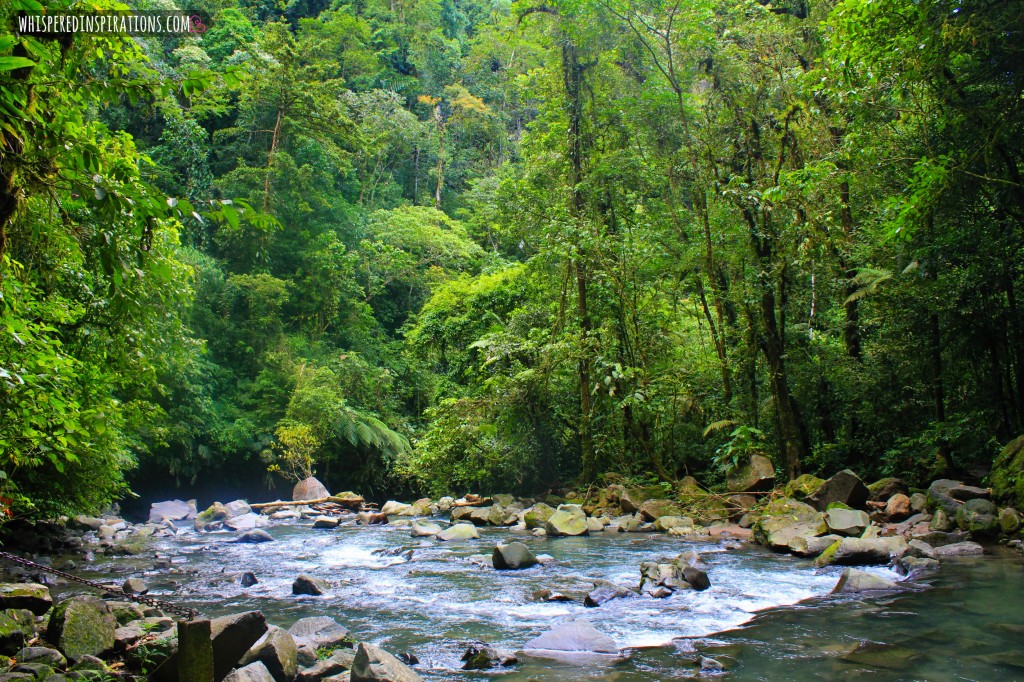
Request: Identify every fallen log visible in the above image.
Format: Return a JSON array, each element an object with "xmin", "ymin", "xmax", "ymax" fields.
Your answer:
[{"xmin": 250, "ymin": 495, "xmax": 365, "ymax": 511}]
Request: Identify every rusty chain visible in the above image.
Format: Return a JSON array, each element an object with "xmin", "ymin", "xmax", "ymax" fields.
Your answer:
[{"xmin": 0, "ymin": 549, "xmax": 199, "ymax": 620}]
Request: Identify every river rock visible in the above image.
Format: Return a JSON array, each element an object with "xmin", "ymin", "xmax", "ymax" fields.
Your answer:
[
  {"xmin": 867, "ymin": 478, "xmax": 908, "ymax": 502},
  {"xmin": 523, "ymin": 503, "xmax": 555, "ymax": 529},
  {"xmin": 226, "ymin": 513, "xmax": 264, "ymax": 532},
  {"xmin": 825, "ymin": 536, "xmax": 907, "ymax": 566},
  {"xmin": 295, "ymin": 649, "xmax": 355, "ymax": 681},
  {"xmin": 905, "ymin": 539, "xmax": 936, "ymax": 559},
  {"xmin": 196, "ymin": 502, "xmax": 231, "ymax": 530},
  {"xmin": 544, "ymin": 505, "xmax": 588, "ymax": 537},
  {"xmin": 825, "ymin": 508, "xmax": 871, "ymax": 536},
  {"xmin": 312, "ymin": 516, "xmax": 340, "ymax": 530},
  {"xmin": 753, "ymin": 498, "xmax": 826, "ymax": 550},
  {"xmin": 884, "ymin": 494, "xmax": 912, "ymax": 520},
  {"xmin": 523, "ymin": 620, "xmax": 618, "ymax": 656},
  {"xmin": 927, "ymin": 479, "xmax": 989, "ymax": 516},
  {"xmin": 236, "ymin": 530, "xmax": 275, "ymax": 544},
  {"xmin": 436, "ymin": 497, "xmax": 455, "ymax": 512},
  {"xmin": 584, "ymin": 582, "xmax": 637, "ymax": 607},
  {"xmin": 351, "ymin": 642, "xmax": 422, "ymax": 682},
  {"xmin": 652, "ymin": 516, "xmax": 691, "ymax": 531},
  {"xmin": 123, "ymin": 577, "xmax": 148, "ymax": 594},
  {"xmin": 225, "ymin": 661, "xmax": 276, "ymax": 682},
  {"xmin": 293, "ymin": 575, "xmax": 330, "ymax": 596},
  {"xmin": 674, "ymin": 566, "xmax": 706, "ymax": 591},
  {"xmin": 437, "ymin": 523, "xmax": 480, "ymax": 541},
  {"xmin": 783, "ymin": 474, "xmax": 825, "ymax": 501},
  {"xmin": 381, "ymin": 501, "xmax": 412, "ymax": 516},
  {"xmin": 788, "ymin": 533, "xmax": 843, "ymax": 558},
  {"xmin": 289, "ymin": 617, "xmax": 350, "ymax": 650},
  {"xmin": 240, "ymin": 626, "xmax": 298, "ymax": 682},
  {"xmin": 999, "ymin": 507, "xmax": 1021, "ymax": 534},
  {"xmin": 149, "ymin": 500, "xmax": 198, "ymax": 524},
  {"xmin": 467, "ymin": 505, "xmax": 505, "ymax": 526},
  {"xmin": 0, "ymin": 610, "xmax": 35, "ymax": 655},
  {"xmin": 410, "ymin": 520, "xmax": 442, "ymax": 537},
  {"xmin": 956, "ymin": 498, "xmax": 999, "ymax": 537},
  {"xmin": 461, "ymin": 642, "xmax": 517, "ymax": 669},
  {"xmin": 809, "ymin": 470, "xmax": 870, "ymax": 511},
  {"xmin": 492, "ymin": 542, "xmax": 538, "ymax": 570},
  {"xmin": 832, "ymin": 568, "xmax": 900, "ymax": 593},
  {"xmin": 638, "ymin": 499, "xmax": 680, "ymax": 522},
  {"xmin": 0, "ymin": 584, "xmax": 52, "ymax": 615},
  {"xmin": 912, "ymin": 530, "xmax": 969, "ymax": 547},
  {"xmin": 358, "ymin": 512, "xmax": 388, "ymax": 525},
  {"xmin": 895, "ymin": 556, "xmax": 940, "ymax": 579},
  {"xmin": 293, "ymin": 477, "xmax": 330, "ymax": 501},
  {"xmin": 726, "ymin": 454, "xmax": 776, "ymax": 493},
  {"xmin": 224, "ymin": 500, "xmax": 253, "ymax": 518},
  {"xmin": 931, "ymin": 541, "xmax": 984, "ymax": 557},
  {"xmin": 46, "ymin": 596, "xmax": 116, "ymax": 663}
]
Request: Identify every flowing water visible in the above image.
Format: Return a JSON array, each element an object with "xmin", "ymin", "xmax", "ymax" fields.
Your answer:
[{"xmin": 61, "ymin": 519, "xmax": 1024, "ymax": 680}]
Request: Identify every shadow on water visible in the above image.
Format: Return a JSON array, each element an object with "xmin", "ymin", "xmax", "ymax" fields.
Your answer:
[{"xmin": 59, "ymin": 521, "xmax": 1024, "ymax": 681}]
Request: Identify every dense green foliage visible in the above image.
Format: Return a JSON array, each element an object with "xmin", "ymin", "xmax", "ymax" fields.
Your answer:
[{"xmin": 1, "ymin": 0, "xmax": 1022, "ymax": 516}]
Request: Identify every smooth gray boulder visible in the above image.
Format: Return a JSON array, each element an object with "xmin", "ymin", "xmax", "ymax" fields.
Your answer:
[
  {"xmin": 235, "ymin": 530, "xmax": 274, "ymax": 544},
  {"xmin": 149, "ymin": 499, "xmax": 197, "ymax": 524},
  {"xmin": 809, "ymin": 470, "xmax": 870, "ymax": 511},
  {"xmin": 523, "ymin": 620, "xmax": 618, "ymax": 657},
  {"xmin": 410, "ymin": 520, "xmax": 442, "ymax": 537},
  {"xmin": 288, "ymin": 617, "xmax": 350, "ymax": 650},
  {"xmin": 293, "ymin": 477, "xmax": 330, "ymax": 501},
  {"xmin": 436, "ymin": 523, "xmax": 479, "ymax": 541}
]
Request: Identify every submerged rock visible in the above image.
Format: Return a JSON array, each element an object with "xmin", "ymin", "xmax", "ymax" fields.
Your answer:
[{"xmin": 235, "ymin": 530, "xmax": 274, "ymax": 544}]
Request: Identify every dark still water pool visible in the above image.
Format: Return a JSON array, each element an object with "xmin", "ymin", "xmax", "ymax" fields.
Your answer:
[{"xmin": 62, "ymin": 520, "xmax": 1024, "ymax": 680}]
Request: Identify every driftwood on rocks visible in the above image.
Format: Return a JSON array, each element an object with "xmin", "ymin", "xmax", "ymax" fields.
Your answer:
[{"xmin": 250, "ymin": 496, "xmax": 365, "ymax": 511}]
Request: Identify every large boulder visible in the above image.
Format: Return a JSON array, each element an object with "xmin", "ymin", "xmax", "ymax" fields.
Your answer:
[
  {"xmin": 637, "ymin": 499, "xmax": 681, "ymax": 522},
  {"xmin": 832, "ymin": 568, "xmax": 900, "ymax": 593},
  {"xmin": 726, "ymin": 454, "xmax": 776, "ymax": 493},
  {"xmin": 544, "ymin": 505, "xmax": 588, "ymax": 537},
  {"xmin": 293, "ymin": 477, "xmax": 330, "ymax": 501},
  {"xmin": 149, "ymin": 499, "xmax": 198, "ymax": 524},
  {"xmin": 522, "ymin": 503, "xmax": 555, "ymax": 529},
  {"xmin": 808, "ymin": 470, "xmax": 870, "ymax": 511},
  {"xmin": 825, "ymin": 508, "xmax": 871, "ymax": 537},
  {"xmin": 956, "ymin": 498, "xmax": 999, "ymax": 538},
  {"xmin": 436, "ymin": 523, "xmax": 480, "ymax": 542},
  {"xmin": 350, "ymin": 642, "xmax": 423, "ymax": 682},
  {"xmin": 523, "ymin": 620, "xmax": 618, "ymax": 657},
  {"xmin": 492, "ymin": 542, "xmax": 539, "ymax": 570},
  {"xmin": 225, "ymin": 513, "xmax": 264, "ymax": 532},
  {"xmin": 931, "ymin": 541, "xmax": 985, "ymax": 557},
  {"xmin": 584, "ymin": 581, "xmax": 638, "ymax": 607},
  {"xmin": 240, "ymin": 626, "xmax": 297, "ymax": 682},
  {"xmin": 236, "ymin": 530, "xmax": 275, "ymax": 544},
  {"xmin": 927, "ymin": 479, "xmax": 990, "ymax": 516},
  {"xmin": 0, "ymin": 584, "xmax": 52, "ymax": 615},
  {"xmin": 288, "ymin": 617, "xmax": 350, "ymax": 650},
  {"xmin": 753, "ymin": 498, "xmax": 826, "ymax": 550},
  {"xmin": 46, "ymin": 596, "xmax": 116, "ymax": 663},
  {"xmin": 992, "ymin": 435, "xmax": 1024, "ymax": 510}
]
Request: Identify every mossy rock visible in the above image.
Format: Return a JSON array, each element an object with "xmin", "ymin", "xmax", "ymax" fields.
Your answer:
[
  {"xmin": 629, "ymin": 484, "xmax": 670, "ymax": 502},
  {"xmin": 826, "ymin": 501, "xmax": 853, "ymax": 511},
  {"xmin": 523, "ymin": 503, "xmax": 555, "ymax": 529},
  {"xmin": 46, "ymin": 596, "xmax": 117, "ymax": 663},
  {"xmin": 992, "ymin": 435, "xmax": 1024, "ymax": 510},
  {"xmin": 813, "ymin": 539, "xmax": 842, "ymax": 567},
  {"xmin": 785, "ymin": 474, "xmax": 825, "ymax": 501},
  {"xmin": 0, "ymin": 608, "xmax": 37, "ymax": 655}
]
